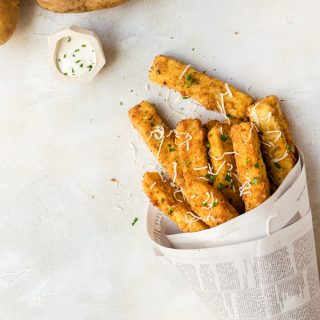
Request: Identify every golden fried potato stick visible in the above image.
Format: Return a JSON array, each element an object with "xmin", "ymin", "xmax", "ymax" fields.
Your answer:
[
  {"xmin": 128, "ymin": 101, "xmax": 184, "ymax": 188},
  {"xmin": 142, "ymin": 172, "xmax": 209, "ymax": 232},
  {"xmin": 248, "ymin": 96, "xmax": 297, "ymax": 187},
  {"xmin": 149, "ymin": 55, "xmax": 253, "ymax": 119},
  {"xmin": 176, "ymin": 119, "xmax": 238, "ymax": 227},
  {"xmin": 206, "ymin": 121, "xmax": 245, "ymax": 213},
  {"xmin": 231, "ymin": 122, "xmax": 270, "ymax": 211}
]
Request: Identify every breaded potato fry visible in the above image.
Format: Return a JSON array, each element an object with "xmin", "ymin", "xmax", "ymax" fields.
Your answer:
[
  {"xmin": 142, "ymin": 172, "xmax": 209, "ymax": 232},
  {"xmin": 128, "ymin": 101, "xmax": 184, "ymax": 188},
  {"xmin": 207, "ymin": 121, "xmax": 245, "ymax": 213},
  {"xmin": 149, "ymin": 55, "xmax": 253, "ymax": 119},
  {"xmin": 231, "ymin": 122, "xmax": 270, "ymax": 211},
  {"xmin": 176, "ymin": 119, "xmax": 238, "ymax": 227},
  {"xmin": 248, "ymin": 97, "xmax": 296, "ymax": 187}
]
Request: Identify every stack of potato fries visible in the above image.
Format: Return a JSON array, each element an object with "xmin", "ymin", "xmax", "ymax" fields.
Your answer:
[{"xmin": 128, "ymin": 55, "xmax": 297, "ymax": 233}]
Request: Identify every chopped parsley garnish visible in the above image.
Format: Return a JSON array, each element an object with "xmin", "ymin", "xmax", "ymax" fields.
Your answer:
[
  {"xmin": 220, "ymin": 134, "xmax": 230, "ymax": 141},
  {"xmin": 211, "ymin": 200, "xmax": 218, "ymax": 207},
  {"xmin": 206, "ymin": 143, "xmax": 211, "ymax": 149},
  {"xmin": 63, "ymin": 54, "xmax": 67, "ymax": 58},
  {"xmin": 131, "ymin": 217, "xmax": 138, "ymax": 226},
  {"xmin": 274, "ymin": 162, "xmax": 282, "ymax": 169},
  {"xmin": 75, "ymin": 49, "xmax": 80, "ymax": 52},
  {"xmin": 254, "ymin": 162, "xmax": 259, "ymax": 168},
  {"xmin": 252, "ymin": 177, "xmax": 259, "ymax": 185},
  {"xmin": 286, "ymin": 144, "xmax": 293, "ymax": 152},
  {"xmin": 192, "ymin": 48, "xmax": 195, "ymax": 51},
  {"xmin": 203, "ymin": 202, "xmax": 208, "ymax": 207},
  {"xmin": 185, "ymin": 73, "xmax": 197, "ymax": 87},
  {"xmin": 225, "ymin": 174, "xmax": 232, "ymax": 181},
  {"xmin": 226, "ymin": 113, "xmax": 232, "ymax": 118},
  {"xmin": 87, "ymin": 64, "xmax": 93, "ymax": 71},
  {"xmin": 80, "ymin": 64, "xmax": 83, "ymax": 68},
  {"xmin": 182, "ymin": 96, "xmax": 190, "ymax": 99},
  {"xmin": 71, "ymin": 67, "xmax": 75, "ymax": 75},
  {"xmin": 82, "ymin": 44, "xmax": 87, "ymax": 48},
  {"xmin": 76, "ymin": 60, "xmax": 81, "ymax": 63},
  {"xmin": 169, "ymin": 147, "xmax": 175, "ymax": 152},
  {"xmin": 150, "ymin": 122, "xmax": 155, "ymax": 127},
  {"xmin": 72, "ymin": 53, "xmax": 76, "ymax": 57},
  {"xmin": 63, "ymin": 72, "xmax": 68, "ymax": 76},
  {"xmin": 120, "ymin": 101, "xmax": 123, "ymax": 106},
  {"xmin": 217, "ymin": 183, "xmax": 225, "ymax": 191},
  {"xmin": 206, "ymin": 174, "xmax": 216, "ymax": 185},
  {"xmin": 67, "ymin": 36, "xmax": 71, "ymax": 42},
  {"xmin": 168, "ymin": 207, "xmax": 174, "ymax": 215},
  {"xmin": 160, "ymin": 198, "xmax": 165, "ymax": 202}
]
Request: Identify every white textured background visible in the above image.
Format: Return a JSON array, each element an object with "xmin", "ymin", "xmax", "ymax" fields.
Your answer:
[{"xmin": 0, "ymin": 0, "xmax": 319, "ymax": 319}]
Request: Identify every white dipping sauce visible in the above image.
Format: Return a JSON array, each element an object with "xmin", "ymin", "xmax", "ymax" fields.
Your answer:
[{"xmin": 56, "ymin": 36, "xmax": 96, "ymax": 77}]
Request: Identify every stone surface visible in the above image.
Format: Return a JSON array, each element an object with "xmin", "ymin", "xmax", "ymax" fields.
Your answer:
[{"xmin": 0, "ymin": 0, "xmax": 319, "ymax": 319}]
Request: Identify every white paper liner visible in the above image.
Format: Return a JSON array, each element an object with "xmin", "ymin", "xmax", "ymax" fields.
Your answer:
[{"xmin": 146, "ymin": 151, "xmax": 320, "ymax": 319}]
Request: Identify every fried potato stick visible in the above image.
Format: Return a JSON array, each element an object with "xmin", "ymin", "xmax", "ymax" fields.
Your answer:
[
  {"xmin": 149, "ymin": 55, "xmax": 253, "ymax": 119},
  {"xmin": 176, "ymin": 119, "xmax": 238, "ymax": 227},
  {"xmin": 248, "ymin": 97, "xmax": 296, "ymax": 187},
  {"xmin": 128, "ymin": 101, "xmax": 184, "ymax": 188},
  {"xmin": 142, "ymin": 172, "xmax": 209, "ymax": 232},
  {"xmin": 207, "ymin": 121, "xmax": 245, "ymax": 213},
  {"xmin": 231, "ymin": 122, "xmax": 270, "ymax": 211}
]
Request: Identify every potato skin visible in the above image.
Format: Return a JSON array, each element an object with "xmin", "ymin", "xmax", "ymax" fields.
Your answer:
[
  {"xmin": 36, "ymin": 0, "xmax": 127, "ymax": 13},
  {"xmin": 0, "ymin": 0, "xmax": 19, "ymax": 46},
  {"xmin": 142, "ymin": 172, "xmax": 209, "ymax": 233},
  {"xmin": 231, "ymin": 122, "xmax": 270, "ymax": 211},
  {"xmin": 149, "ymin": 55, "xmax": 253, "ymax": 119}
]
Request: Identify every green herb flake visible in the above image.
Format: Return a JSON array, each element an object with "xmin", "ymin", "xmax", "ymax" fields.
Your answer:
[
  {"xmin": 63, "ymin": 54, "xmax": 67, "ymax": 58},
  {"xmin": 254, "ymin": 162, "xmax": 259, "ymax": 168},
  {"xmin": 211, "ymin": 200, "xmax": 218, "ymax": 207},
  {"xmin": 82, "ymin": 44, "xmax": 87, "ymax": 48},
  {"xmin": 168, "ymin": 207, "xmax": 174, "ymax": 215},
  {"xmin": 286, "ymin": 144, "xmax": 293, "ymax": 152},
  {"xmin": 246, "ymin": 158, "xmax": 250, "ymax": 164},
  {"xmin": 169, "ymin": 147, "xmax": 175, "ymax": 152},
  {"xmin": 252, "ymin": 177, "xmax": 259, "ymax": 185},
  {"xmin": 206, "ymin": 143, "xmax": 211, "ymax": 149},
  {"xmin": 225, "ymin": 174, "xmax": 232, "ymax": 182},
  {"xmin": 203, "ymin": 202, "xmax": 208, "ymax": 207},
  {"xmin": 206, "ymin": 174, "xmax": 216, "ymax": 185},
  {"xmin": 274, "ymin": 162, "xmax": 282, "ymax": 169},
  {"xmin": 75, "ymin": 60, "xmax": 81, "ymax": 64},
  {"xmin": 87, "ymin": 64, "xmax": 93, "ymax": 71},
  {"xmin": 80, "ymin": 64, "xmax": 83, "ymax": 68},
  {"xmin": 67, "ymin": 36, "xmax": 71, "ymax": 42},
  {"xmin": 71, "ymin": 67, "xmax": 75, "ymax": 75},
  {"xmin": 120, "ymin": 101, "xmax": 123, "ymax": 106},
  {"xmin": 182, "ymin": 96, "xmax": 190, "ymax": 99},
  {"xmin": 217, "ymin": 183, "xmax": 225, "ymax": 191},
  {"xmin": 75, "ymin": 49, "xmax": 80, "ymax": 52},
  {"xmin": 160, "ymin": 198, "xmax": 165, "ymax": 202},
  {"xmin": 63, "ymin": 72, "xmax": 68, "ymax": 76},
  {"xmin": 131, "ymin": 217, "xmax": 138, "ymax": 226},
  {"xmin": 185, "ymin": 73, "xmax": 197, "ymax": 88},
  {"xmin": 226, "ymin": 113, "xmax": 232, "ymax": 118},
  {"xmin": 220, "ymin": 134, "xmax": 230, "ymax": 142}
]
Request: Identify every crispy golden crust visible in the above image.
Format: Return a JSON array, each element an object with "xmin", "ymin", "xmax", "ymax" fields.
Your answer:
[
  {"xmin": 231, "ymin": 122, "xmax": 270, "ymax": 211},
  {"xmin": 149, "ymin": 55, "xmax": 253, "ymax": 119},
  {"xmin": 36, "ymin": 0, "xmax": 127, "ymax": 13},
  {"xmin": 176, "ymin": 119, "xmax": 238, "ymax": 227},
  {"xmin": 142, "ymin": 172, "xmax": 209, "ymax": 232},
  {"xmin": 248, "ymin": 98, "xmax": 296, "ymax": 187},
  {"xmin": 0, "ymin": 0, "xmax": 19, "ymax": 46},
  {"xmin": 207, "ymin": 121, "xmax": 245, "ymax": 213},
  {"xmin": 128, "ymin": 101, "xmax": 184, "ymax": 188}
]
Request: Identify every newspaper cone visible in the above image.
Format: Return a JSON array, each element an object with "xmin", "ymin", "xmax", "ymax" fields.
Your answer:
[{"xmin": 147, "ymin": 152, "xmax": 320, "ymax": 319}]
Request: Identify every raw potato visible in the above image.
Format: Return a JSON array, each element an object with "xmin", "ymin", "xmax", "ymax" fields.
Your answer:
[
  {"xmin": 142, "ymin": 172, "xmax": 209, "ymax": 233},
  {"xmin": 0, "ymin": 0, "xmax": 19, "ymax": 46},
  {"xmin": 149, "ymin": 55, "xmax": 254, "ymax": 119},
  {"xmin": 36, "ymin": 0, "xmax": 128, "ymax": 13}
]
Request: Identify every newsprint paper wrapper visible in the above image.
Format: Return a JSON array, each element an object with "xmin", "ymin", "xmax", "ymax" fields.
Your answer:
[{"xmin": 147, "ymin": 152, "xmax": 320, "ymax": 319}]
